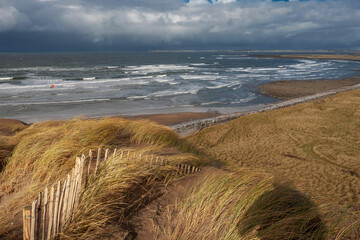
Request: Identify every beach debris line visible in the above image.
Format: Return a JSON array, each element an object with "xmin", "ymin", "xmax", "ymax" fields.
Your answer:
[{"xmin": 22, "ymin": 148, "xmax": 201, "ymax": 240}]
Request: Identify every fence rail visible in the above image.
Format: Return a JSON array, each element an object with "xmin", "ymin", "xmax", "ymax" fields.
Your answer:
[{"xmin": 23, "ymin": 148, "xmax": 201, "ymax": 240}]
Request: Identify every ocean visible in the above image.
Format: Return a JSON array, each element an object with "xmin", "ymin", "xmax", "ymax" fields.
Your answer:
[{"xmin": 0, "ymin": 51, "xmax": 359, "ymax": 123}]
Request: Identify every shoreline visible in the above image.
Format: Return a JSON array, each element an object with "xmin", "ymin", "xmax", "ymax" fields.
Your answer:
[
  {"xmin": 2, "ymin": 80, "xmax": 360, "ymax": 137},
  {"xmin": 171, "ymin": 82, "xmax": 360, "ymax": 136},
  {"xmin": 258, "ymin": 74, "xmax": 360, "ymax": 100},
  {"xmin": 2, "ymin": 54, "xmax": 360, "ymax": 135},
  {"xmin": 251, "ymin": 54, "xmax": 360, "ymax": 62}
]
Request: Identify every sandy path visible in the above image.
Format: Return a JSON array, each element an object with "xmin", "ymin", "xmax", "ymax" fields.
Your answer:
[{"xmin": 101, "ymin": 167, "xmax": 219, "ymax": 240}]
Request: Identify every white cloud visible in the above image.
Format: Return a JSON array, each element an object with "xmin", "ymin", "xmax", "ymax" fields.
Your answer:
[
  {"xmin": 0, "ymin": 6, "xmax": 22, "ymax": 31},
  {"xmin": 187, "ymin": 0, "xmax": 209, "ymax": 6},
  {"xmin": 1, "ymin": 0, "xmax": 360, "ymax": 49},
  {"xmin": 213, "ymin": 0, "xmax": 237, "ymax": 4}
]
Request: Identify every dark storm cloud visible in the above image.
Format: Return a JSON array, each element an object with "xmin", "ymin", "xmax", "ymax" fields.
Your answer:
[{"xmin": 0, "ymin": 0, "xmax": 359, "ymax": 51}]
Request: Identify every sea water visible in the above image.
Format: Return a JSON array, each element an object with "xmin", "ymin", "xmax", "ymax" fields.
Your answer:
[{"xmin": 0, "ymin": 51, "xmax": 359, "ymax": 122}]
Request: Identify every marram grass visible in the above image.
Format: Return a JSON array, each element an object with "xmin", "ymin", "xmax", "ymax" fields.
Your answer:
[
  {"xmin": 0, "ymin": 117, "xmax": 196, "ymax": 238},
  {"xmin": 155, "ymin": 171, "xmax": 360, "ymax": 240},
  {"xmin": 61, "ymin": 149, "xmax": 190, "ymax": 239},
  {"xmin": 0, "ymin": 117, "xmax": 193, "ymax": 193},
  {"xmin": 1, "ymin": 89, "xmax": 360, "ymax": 239}
]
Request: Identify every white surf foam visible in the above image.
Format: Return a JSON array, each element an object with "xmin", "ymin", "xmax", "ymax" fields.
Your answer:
[
  {"xmin": 180, "ymin": 75, "xmax": 204, "ymax": 80},
  {"xmin": 127, "ymin": 95, "xmax": 149, "ymax": 100},
  {"xmin": 230, "ymin": 96, "xmax": 256, "ymax": 104},
  {"xmin": 190, "ymin": 63, "xmax": 207, "ymax": 66},
  {"xmin": 104, "ymin": 66, "xmax": 119, "ymax": 69},
  {"xmin": 0, "ymin": 76, "xmax": 15, "ymax": 81},
  {"xmin": 206, "ymin": 83, "xmax": 231, "ymax": 89},
  {"xmin": 180, "ymin": 74, "xmax": 222, "ymax": 81},
  {"xmin": 124, "ymin": 64, "xmax": 193, "ymax": 75},
  {"xmin": 153, "ymin": 89, "xmax": 199, "ymax": 98},
  {"xmin": 0, "ymin": 77, "xmax": 14, "ymax": 81},
  {"xmin": 200, "ymin": 101, "xmax": 222, "ymax": 106},
  {"xmin": 169, "ymin": 82, "xmax": 180, "ymax": 85},
  {"xmin": 83, "ymin": 77, "xmax": 96, "ymax": 80}
]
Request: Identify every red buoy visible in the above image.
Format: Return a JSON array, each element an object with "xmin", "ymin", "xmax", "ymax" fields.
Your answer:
[{"xmin": 51, "ymin": 85, "xmax": 55, "ymax": 88}]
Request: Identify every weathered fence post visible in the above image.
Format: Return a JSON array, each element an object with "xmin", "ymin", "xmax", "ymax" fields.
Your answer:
[
  {"xmin": 52, "ymin": 181, "xmax": 61, "ymax": 236},
  {"xmin": 31, "ymin": 199, "xmax": 37, "ymax": 240},
  {"xmin": 36, "ymin": 192, "xmax": 42, "ymax": 240},
  {"xmin": 69, "ymin": 158, "xmax": 80, "ymax": 221},
  {"xmin": 42, "ymin": 187, "xmax": 48, "ymax": 240},
  {"xmin": 47, "ymin": 185, "xmax": 55, "ymax": 240},
  {"xmin": 78, "ymin": 156, "xmax": 85, "ymax": 198},
  {"xmin": 23, "ymin": 206, "xmax": 32, "ymax": 240},
  {"xmin": 66, "ymin": 169, "xmax": 75, "ymax": 224},
  {"xmin": 94, "ymin": 148, "xmax": 101, "ymax": 175},
  {"xmin": 61, "ymin": 174, "xmax": 71, "ymax": 228},
  {"xmin": 113, "ymin": 148, "xmax": 117, "ymax": 160},
  {"xmin": 104, "ymin": 149, "xmax": 109, "ymax": 162},
  {"xmin": 57, "ymin": 177, "xmax": 67, "ymax": 231},
  {"xmin": 87, "ymin": 149, "xmax": 93, "ymax": 179},
  {"xmin": 74, "ymin": 156, "xmax": 84, "ymax": 210}
]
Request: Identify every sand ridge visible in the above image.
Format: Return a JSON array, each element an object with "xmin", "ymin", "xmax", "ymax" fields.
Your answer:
[{"xmin": 259, "ymin": 75, "xmax": 360, "ymax": 100}]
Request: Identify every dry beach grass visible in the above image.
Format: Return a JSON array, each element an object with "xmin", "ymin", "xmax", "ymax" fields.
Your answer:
[
  {"xmin": 0, "ymin": 88, "xmax": 359, "ymax": 239},
  {"xmin": 0, "ymin": 117, "xmax": 199, "ymax": 239},
  {"xmin": 188, "ymin": 88, "xmax": 360, "ymax": 210}
]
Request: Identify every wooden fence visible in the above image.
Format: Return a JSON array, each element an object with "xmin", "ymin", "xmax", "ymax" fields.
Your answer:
[{"xmin": 23, "ymin": 148, "xmax": 201, "ymax": 240}]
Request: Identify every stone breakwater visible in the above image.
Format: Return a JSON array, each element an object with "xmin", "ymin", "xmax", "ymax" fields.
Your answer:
[{"xmin": 171, "ymin": 83, "xmax": 360, "ymax": 136}]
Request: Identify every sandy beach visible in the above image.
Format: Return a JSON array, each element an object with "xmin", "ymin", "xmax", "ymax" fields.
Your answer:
[
  {"xmin": 252, "ymin": 54, "xmax": 360, "ymax": 61},
  {"xmin": 258, "ymin": 74, "xmax": 360, "ymax": 100}
]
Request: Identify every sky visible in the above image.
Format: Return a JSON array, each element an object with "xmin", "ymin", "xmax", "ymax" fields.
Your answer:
[{"xmin": 0, "ymin": 0, "xmax": 359, "ymax": 52}]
